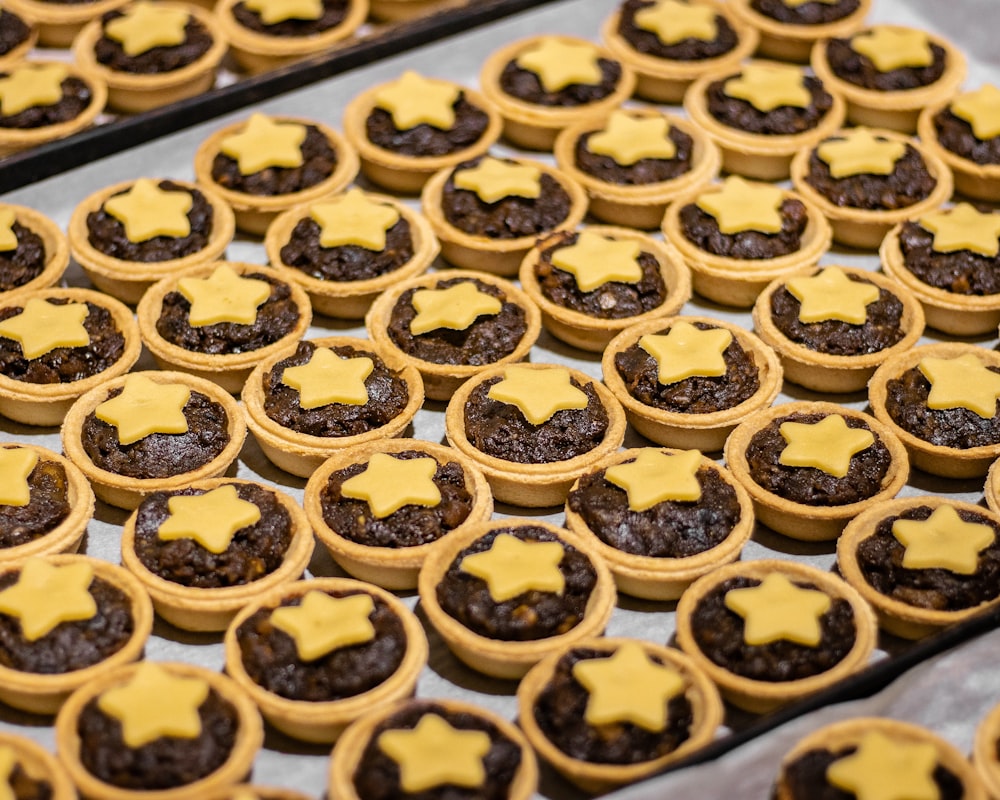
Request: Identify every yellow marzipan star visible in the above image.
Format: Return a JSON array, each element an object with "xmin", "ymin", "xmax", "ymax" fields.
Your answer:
[
  {"xmin": 340, "ymin": 452, "xmax": 441, "ymax": 518},
  {"xmin": 270, "ymin": 591, "xmax": 375, "ymax": 662},
  {"xmin": 177, "ymin": 264, "xmax": 271, "ymax": 327},
  {"xmin": 635, "ymin": 0, "xmax": 717, "ymax": 45},
  {"xmin": 695, "ymin": 176, "xmax": 785, "ymax": 235},
  {"xmin": 157, "ymin": 485, "xmax": 262, "ymax": 555},
  {"xmin": 0, "ymin": 298, "xmax": 90, "ymax": 360},
  {"xmin": 220, "ymin": 113, "xmax": 307, "ymax": 176},
  {"xmin": 104, "ymin": 2, "xmax": 189, "ymax": 57},
  {"xmin": 0, "ymin": 209, "xmax": 16, "ymax": 251},
  {"xmin": 851, "ymin": 26, "xmax": 933, "ymax": 73},
  {"xmin": 374, "ymin": 71, "xmax": 460, "ymax": 131},
  {"xmin": 725, "ymin": 63, "xmax": 810, "ymax": 113},
  {"xmin": 0, "ymin": 559, "xmax": 96, "ymax": 641},
  {"xmin": 486, "ymin": 365, "xmax": 588, "ymax": 425},
  {"xmin": 826, "ymin": 731, "xmax": 939, "ymax": 800},
  {"xmin": 378, "ymin": 714, "xmax": 491, "ymax": 793},
  {"xmin": 724, "ymin": 573, "xmax": 831, "ymax": 647},
  {"xmin": 0, "ymin": 447, "xmax": 38, "ymax": 507},
  {"xmin": 918, "ymin": 203, "xmax": 1000, "ymax": 258},
  {"xmin": 892, "ymin": 505, "xmax": 995, "ymax": 575},
  {"xmin": 605, "ymin": 449, "xmax": 702, "ymax": 511},
  {"xmin": 409, "ymin": 281, "xmax": 502, "ymax": 335},
  {"xmin": 951, "ymin": 84, "xmax": 1000, "ymax": 141},
  {"xmin": 103, "ymin": 178, "xmax": 192, "ymax": 243},
  {"xmin": 453, "ymin": 157, "xmax": 541, "ymax": 204},
  {"xmin": 785, "ymin": 267, "xmax": 880, "ymax": 325},
  {"xmin": 243, "ymin": 0, "xmax": 322, "ymax": 23},
  {"xmin": 551, "ymin": 230, "xmax": 643, "ymax": 292},
  {"xmin": 460, "ymin": 532, "xmax": 565, "ymax": 602},
  {"xmin": 0, "ymin": 63, "xmax": 67, "ymax": 117},
  {"xmin": 778, "ymin": 414, "xmax": 874, "ymax": 479},
  {"xmin": 638, "ymin": 321, "xmax": 732, "ymax": 385},
  {"xmin": 280, "ymin": 347, "xmax": 374, "ymax": 409},
  {"xmin": 94, "ymin": 374, "xmax": 191, "ymax": 446},
  {"xmin": 587, "ymin": 110, "xmax": 677, "ymax": 165},
  {"xmin": 919, "ymin": 353, "xmax": 1000, "ymax": 418},
  {"xmin": 817, "ymin": 128, "xmax": 906, "ymax": 179},
  {"xmin": 515, "ymin": 37, "xmax": 602, "ymax": 93},
  {"xmin": 309, "ymin": 189, "xmax": 400, "ymax": 251}
]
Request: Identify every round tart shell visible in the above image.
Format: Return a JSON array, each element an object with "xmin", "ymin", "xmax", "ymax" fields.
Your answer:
[
  {"xmin": 974, "ymin": 701, "xmax": 1000, "ymax": 799},
  {"xmin": 0, "ymin": 731, "xmax": 76, "ymax": 799},
  {"xmin": 0, "ymin": 204, "xmax": 70, "ymax": 294},
  {"xmin": 2, "ymin": 0, "xmax": 126, "ymax": 47},
  {"xmin": 985, "ymin": 458, "xmax": 1000, "ymax": 517},
  {"xmin": 729, "ymin": 0, "xmax": 871, "ymax": 63},
  {"xmin": 918, "ymin": 102, "xmax": 1000, "ymax": 203}
]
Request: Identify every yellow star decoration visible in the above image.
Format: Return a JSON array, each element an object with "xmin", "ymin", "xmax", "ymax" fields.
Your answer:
[
  {"xmin": 280, "ymin": 347, "xmax": 374, "ymax": 409},
  {"xmin": 951, "ymin": 84, "xmax": 1000, "ymax": 141},
  {"xmin": 851, "ymin": 26, "xmax": 933, "ymax": 73},
  {"xmin": 0, "ymin": 297, "xmax": 90, "ymax": 360},
  {"xmin": 605, "ymin": 449, "xmax": 703, "ymax": 511},
  {"xmin": 892, "ymin": 505, "xmax": 995, "ymax": 575},
  {"xmin": 0, "ymin": 447, "xmax": 37, "ymax": 507},
  {"xmin": 0, "ymin": 745, "xmax": 16, "ymax": 800},
  {"xmin": 918, "ymin": 203, "xmax": 1000, "ymax": 258},
  {"xmin": 374, "ymin": 71, "xmax": 461, "ymax": 131},
  {"xmin": 572, "ymin": 641, "xmax": 685, "ymax": 731},
  {"xmin": 634, "ymin": 0, "xmax": 717, "ymax": 45},
  {"xmin": 638, "ymin": 321, "xmax": 732, "ymax": 385},
  {"xmin": 97, "ymin": 662, "xmax": 210, "ymax": 749},
  {"xmin": 95, "ymin": 374, "xmax": 191, "ymax": 446},
  {"xmin": 156, "ymin": 485, "xmax": 262, "ymax": 555},
  {"xmin": 694, "ymin": 176, "xmax": 785, "ymax": 235},
  {"xmin": 724, "ymin": 63, "xmax": 811, "ymax": 113},
  {"xmin": 409, "ymin": 281, "xmax": 502, "ymax": 335},
  {"xmin": 825, "ymin": 731, "xmax": 939, "ymax": 800},
  {"xmin": 486, "ymin": 364, "xmax": 588, "ymax": 425},
  {"xmin": 550, "ymin": 230, "xmax": 643, "ymax": 292},
  {"xmin": 460, "ymin": 532, "xmax": 566, "ymax": 602},
  {"xmin": 817, "ymin": 128, "xmax": 907, "ymax": 178},
  {"xmin": 785, "ymin": 267, "xmax": 880, "ymax": 325},
  {"xmin": 177, "ymin": 264, "xmax": 271, "ymax": 327},
  {"xmin": 0, "ymin": 63, "xmax": 67, "ymax": 117},
  {"xmin": 724, "ymin": 573, "xmax": 832, "ymax": 647},
  {"xmin": 0, "ymin": 558, "xmax": 96, "ymax": 641},
  {"xmin": 453, "ymin": 157, "xmax": 541, "ymax": 204},
  {"xmin": 340, "ymin": 452, "xmax": 442, "ymax": 518},
  {"xmin": 587, "ymin": 110, "xmax": 677, "ymax": 165},
  {"xmin": 219, "ymin": 113, "xmax": 307, "ymax": 176},
  {"xmin": 104, "ymin": 1, "xmax": 190, "ymax": 57},
  {"xmin": 918, "ymin": 353, "xmax": 1000, "ymax": 418},
  {"xmin": 0, "ymin": 208, "xmax": 17, "ymax": 252},
  {"xmin": 515, "ymin": 37, "xmax": 602, "ymax": 93},
  {"xmin": 309, "ymin": 188, "xmax": 400, "ymax": 251},
  {"xmin": 243, "ymin": 0, "xmax": 322, "ymax": 23},
  {"xmin": 378, "ymin": 714, "xmax": 491, "ymax": 793},
  {"xmin": 270, "ymin": 591, "xmax": 376, "ymax": 662},
  {"xmin": 103, "ymin": 178, "xmax": 193, "ymax": 243},
  {"xmin": 778, "ymin": 414, "xmax": 875, "ymax": 479}
]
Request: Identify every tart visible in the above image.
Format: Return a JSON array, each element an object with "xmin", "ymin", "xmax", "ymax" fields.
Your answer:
[
  {"xmin": 61, "ymin": 370, "xmax": 247, "ymax": 510},
  {"xmin": 2, "ymin": 0, "xmax": 126, "ymax": 47},
  {"xmin": 265, "ymin": 188, "xmax": 439, "ymax": 319},
  {"xmin": 752, "ymin": 265, "xmax": 924, "ymax": 393},
  {"xmin": 601, "ymin": 315, "xmax": 783, "ymax": 452},
  {"xmin": 366, "ymin": 268, "xmax": 541, "ymax": 400},
  {"xmin": 303, "ymin": 438, "xmax": 493, "ymax": 590},
  {"xmin": 811, "ymin": 24, "xmax": 967, "ymax": 133},
  {"xmin": 343, "ymin": 71, "xmax": 503, "ymax": 194},
  {"xmin": 662, "ymin": 176, "xmax": 831, "ymax": 307},
  {"xmin": 790, "ymin": 126, "xmax": 953, "ymax": 250},
  {"xmin": 194, "ymin": 112, "xmax": 359, "ymax": 236},
  {"xmin": 0, "ymin": 287, "xmax": 141, "ymax": 426},
  {"xmin": 675, "ymin": 559, "xmax": 877, "ymax": 713},
  {"xmin": 119, "ymin": 477, "xmax": 314, "ymax": 632},
  {"xmin": 517, "ymin": 636, "xmax": 723, "ymax": 794},
  {"xmin": 420, "ymin": 154, "xmax": 587, "ymax": 277},
  {"xmin": 553, "ymin": 108, "xmax": 720, "ymax": 230},
  {"xmin": 729, "ymin": 0, "xmax": 871, "ymax": 63},
  {"xmin": 0, "ymin": 731, "xmax": 76, "ymax": 800},
  {"xmin": 137, "ymin": 261, "xmax": 312, "ymax": 393},
  {"xmin": 518, "ymin": 226, "xmax": 691, "ymax": 353},
  {"xmin": 0, "ymin": 9, "xmax": 35, "ymax": 72},
  {"xmin": 444, "ymin": 362, "xmax": 627, "ymax": 508},
  {"xmin": 0, "ymin": 554, "xmax": 153, "ymax": 715},
  {"xmin": 601, "ymin": 0, "xmax": 759, "ymax": 103},
  {"xmin": 54, "ymin": 661, "xmax": 263, "ymax": 800},
  {"xmin": 975, "ymin": 702, "xmax": 1000, "ymax": 799},
  {"xmin": 241, "ymin": 335, "xmax": 424, "ymax": 478},
  {"xmin": 723, "ymin": 400, "xmax": 909, "ymax": 540},
  {"xmin": 68, "ymin": 177, "xmax": 236, "ymax": 305},
  {"xmin": 0, "ymin": 204, "xmax": 70, "ymax": 295},
  {"xmin": 417, "ymin": 519, "xmax": 616, "ymax": 679},
  {"xmin": 224, "ymin": 577, "xmax": 428, "ymax": 743},
  {"xmin": 837, "ymin": 497, "xmax": 1000, "ymax": 639},
  {"xmin": 565, "ymin": 447, "xmax": 754, "ymax": 601},
  {"xmin": 478, "ymin": 34, "xmax": 636, "ymax": 151},
  {"xmin": 72, "ymin": 1, "xmax": 228, "ymax": 114}
]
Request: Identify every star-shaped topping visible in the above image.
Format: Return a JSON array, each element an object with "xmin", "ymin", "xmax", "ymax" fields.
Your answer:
[
  {"xmin": 724, "ymin": 573, "xmax": 832, "ymax": 647},
  {"xmin": 825, "ymin": 731, "xmax": 939, "ymax": 800},
  {"xmin": 918, "ymin": 203, "xmax": 1000, "ymax": 258},
  {"xmin": 373, "ymin": 71, "xmax": 461, "ymax": 131},
  {"xmin": 308, "ymin": 189, "xmax": 400, "ymax": 251},
  {"xmin": 817, "ymin": 128, "xmax": 907, "ymax": 178},
  {"xmin": 177, "ymin": 264, "xmax": 271, "ymax": 327},
  {"xmin": 514, "ymin": 37, "xmax": 603, "ymax": 93},
  {"xmin": 605, "ymin": 449, "xmax": 702, "ymax": 511},
  {"xmin": 0, "ymin": 63, "xmax": 67, "ymax": 117},
  {"xmin": 340, "ymin": 452, "xmax": 442, "ymax": 518},
  {"xmin": 104, "ymin": 1, "xmax": 190, "ymax": 56},
  {"xmin": 694, "ymin": 176, "xmax": 785, "ymax": 235},
  {"xmin": 0, "ymin": 298, "xmax": 90, "ymax": 360},
  {"xmin": 919, "ymin": 353, "xmax": 1000, "ymax": 418},
  {"xmin": 634, "ymin": 0, "xmax": 717, "ymax": 45},
  {"xmin": 97, "ymin": 662, "xmax": 210, "ymax": 749},
  {"xmin": 951, "ymin": 84, "xmax": 1000, "ymax": 141},
  {"xmin": 572, "ymin": 641, "xmax": 686, "ymax": 731},
  {"xmin": 409, "ymin": 281, "xmax": 503, "ymax": 335},
  {"xmin": 0, "ymin": 447, "xmax": 37, "ymax": 507},
  {"xmin": 851, "ymin": 26, "xmax": 933, "ymax": 73},
  {"xmin": 0, "ymin": 558, "xmax": 96, "ymax": 641},
  {"xmin": 460, "ymin": 532, "xmax": 565, "ymax": 602},
  {"xmin": 453, "ymin": 157, "xmax": 541, "ymax": 204},
  {"xmin": 0, "ymin": 208, "xmax": 17, "ymax": 252},
  {"xmin": 94, "ymin": 374, "xmax": 191, "ymax": 446},
  {"xmin": 219, "ymin": 113, "xmax": 307, "ymax": 176},
  {"xmin": 892, "ymin": 505, "xmax": 995, "ymax": 574},
  {"xmin": 586, "ymin": 110, "xmax": 677, "ymax": 165},
  {"xmin": 638, "ymin": 321, "xmax": 732, "ymax": 385},
  {"xmin": 280, "ymin": 347, "xmax": 374, "ymax": 409},
  {"xmin": 486, "ymin": 365, "xmax": 588, "ymax": 425},
  {"xmin": 378, "ymin": 714, "xmax": 491, "ymax": 793},
  {"xmin": 270, "ymin": 591, "xmax": 376, "ymax": 662},
  {"xmin": 785, "ymin": 267, "xmax": 880, "ymax": 325},
  {"xmin": 778, "ymin": 414, "xmax": 875, "ymax": 478},
  {"xmin": 550, "ymin": 230, "xmax": 643, "ymax": 292},
  {"xmin": 242, "ymin": 0, "xmax": 322, "ymax": 23},
  {"xmin": 724, "ymin": 63, "xmax": 811, "ymax": 113},
  {"xmin": 103, "ymin": 178, "xmax": 193, "ymax": 243},
  {"xmin": 156, "ymin": 485, "xmax": 262, "ymax": 555}
]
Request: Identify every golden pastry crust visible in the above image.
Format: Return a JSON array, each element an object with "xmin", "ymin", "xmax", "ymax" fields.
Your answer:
[
  {"xmin": 974, "ymin": 702, "xmax": 1000, "ymax": 800},
  {"xmin": 119, "ymin": 477, "xmax": 314, "ymax": 632},
  {"xmin": 919, "ymin": 100, "xmax": 1000, "ymax": 203},
  {"xmin": 729, "ymin": 0, "xmax": 871, "ymax": 63},
  {"xmin": 368, "ymin": 0, "xmax": 461, "ymax": 21},
  {"xmin": 0, "ymin": 15, "xmax": 36, "ymax": 71},
  {"xmin": 0, "ymin": 204, "xmax": 70, "ymax": 295},
  {"xmin": 202, "ymin": 787, "xmax": 314, "ymax": 800},
  {"xmin": 675, "ymin": 559, "xmax": 877, "ymax": 713},
  {"xmin": 986, "ymin": 458, "xmax": 1000, "ymax": 517},
  {"xmin": 601, "ymin": 315, "xmax": 783, "ymax": 453},
  {"xmin": 0, "ymin": 731, "xmax": 76, "ymax": 800},
  {"xmin": 2, "ymin": 0, "xmax": 126, "ymax": 46}
]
